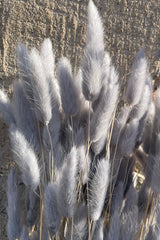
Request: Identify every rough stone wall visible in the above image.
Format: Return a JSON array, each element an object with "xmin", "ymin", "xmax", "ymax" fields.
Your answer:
[{"xmin": 0, "ymin": 0, "xmax": 160, "ymax": 238}]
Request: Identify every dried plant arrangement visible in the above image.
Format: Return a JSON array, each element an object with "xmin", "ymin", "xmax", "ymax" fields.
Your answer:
[{"xmin": 0, "ymin": 0, "xmax": 160, "ymax": 239}]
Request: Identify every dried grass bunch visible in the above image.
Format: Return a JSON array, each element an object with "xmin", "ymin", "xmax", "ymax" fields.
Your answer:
[{"xmin": 1, "ymin": 1, "xmax": 160, "ymax": 239}]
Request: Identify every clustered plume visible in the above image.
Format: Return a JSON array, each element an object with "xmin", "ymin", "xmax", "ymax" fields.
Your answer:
[{"xmin": 0, "ymin": 1, "xmax": 160, "ymax": 239}]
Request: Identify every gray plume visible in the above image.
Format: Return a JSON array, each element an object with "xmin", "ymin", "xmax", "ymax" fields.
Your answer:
[
  {"xmin": 43, "ymin": 106, "xmax": 61, "ymax": 151},
  {"xmin": 118, "ymin": 118, "xmax": 139, "ymax": 157},
  {"xmin": 9, "ymin": 126, "xmax": 40, "ymax": 190},
  {"xmin": 16, "ymin": 44, "xmax": 34, "ymax": 101},
  {"xmin": 106, "ymin": 210, "xmax": 119, "ymax": 240},
  {"xmin": 82, "ymin": 0, "xmax": 104, "ymax": 101},
  {"xmin": 86, "ymin": 0, "xmax": 104, "ymax": 51},
  {"xmin": 90, "ymin": 66, "xmax": 119, "ymax": 154},
  {"xmin": 57, "ymin": 146, "xmax": 78, "ymax": 217},
  {"xmin": 12, "ymin": 81, "xmax": 40, "ymax": 153},
  {"xmin": 82, "ymin": 47, "xmax": 103, "ymax": 102},
  {"xmin": 29, "ymin": 48, "xmax": 52, "ymax": 124},
  {"xmin": 57, "ymin": 57, "xmax": 80, "ymax": 116},
  {"xmin": 130, "ymin": 75, "xmax": 152, "ymax": 120},
  {"xmin": 66, "ymin": 203, "xmax": 88, "ymax": 240},
  {"xmin": 89, "ymin": 159, "xmax": 110, "ymax": 221},
  {"xmin": 44, "ymin": 183, "xmax": 61, "ymax": 236},
  {"xmin": 111, "ymin": 106, "xmax": 131, "ymax": 146},
  {"xmin": 25, "ymin": 188, "xmax": 39, "ymax": 228},
  {"xmin": 40, "ymin": 38, "xmax": 61, "ymax": 107},
  {"xmin": 125, "ymin": 49, "xmax": 147, "ymax": 106},
  {"xmin": 92, "ymin": 218, "xmax": 104, "ymax": 240},
  {"xmin": 110, "ymin": 181, "xmax": 124, "ymax": 216}
]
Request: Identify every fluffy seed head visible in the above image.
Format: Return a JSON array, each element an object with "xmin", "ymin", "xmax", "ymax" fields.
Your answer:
[
  {"xmin": 10, "ymin": 126, "xmax": 40, "ymax": 190},
  {"xmin": 44, "ymin": 183, "xmax": 61, "ymax": 236},
  {"xmin": 89, "ymin": 159, "xmax": 110, "ymax": 221},
  {"xmin": 29, "ymin": 48, "xmax": 52, "ymax": 124},
  {"xmin": 125, "ymin": 49, "xmax": 147, "ymax": 106},
  {"xmin": 87, "ymin": 0, "xmax": 104, "ymax": 51},
  {"xmin": 57, "ymin": 57, "xmax": 80, "ymax": 116},
  {"xmin": 57, "ymin": 146, "xmax": 78, "ymax": 217}
]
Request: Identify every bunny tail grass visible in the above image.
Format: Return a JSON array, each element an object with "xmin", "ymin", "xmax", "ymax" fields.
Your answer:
[
  {"xmin": 82, "ymin": 0, "xmax": 104, "ymax": 102},
  {"xmin": 7, "ymin": 168, "xmax": 22, "ymax": 240},
  {"xmin": 120, "ymin": 185, "xmax": 138, "ymax": 240},
  {"xmin": 92, "ymin": 218, "xmax": 104, "ymax": 240},
  {"xmin": 82, "ymin": 46, "xmax": 103, "ymax": 102},
  {"xmin": 90, "ymin": 66, "xmax": 119, "ymax": 154},
  {"xmin": 40, "ymin": 38, "xmax": 55, "ymax": 81},
  {"xmin": 29, "ymin": 48, "xmax": 52, "ymax": 124},
  {"xmin": 89, "ymin": 159, "xmax": 110, "ymax": 221},
  {"xmin": 111, "ymin": 106, "xmax": 131, "ymax": 146},
  {"xmin": 16, "ymin": 44, "xmax": 34, "ymax": 101},
  {"xmin": 4, "ymin": 1, "xmax": 160, "ymax": 239},
  {"xmin": 9, "ymin": 126, "xmax": 40, "ymax": 190},
  {"xmin": 87, "ymin": 0, "xmax": 104, "ymax": 51},
  {"xmin": 120, "ymin": 206, "xmax": 138, "ymax": 240},
  {"xmin": 44, "ymin": 183, "xmax": 61, "ymax": 236},
  {"xmin": 66, "ymin": 203, "xmax": 88, "ymax": 240},
  {"xmin": 26, "ymin": 188, "xmax": 40, "ymax": 228},
  {"xmin": 130, "ymin": 75, "xmax": 152, "ymax": 120},
  {"xmin": 57, "ymin": 146, "xmax": 78, "ymax": 217},
  {"xmin": 118, "ymin": 118, "xmax": 139, "ymax": 157},
  {"xmin": 110, "ymin": 181, "xmax": 124, "ymax": 216},
  {"xmin": 125, "ymin": 49, "xmax": 147, "ymax": 106},
  {"xmin": 57, "ymin": 57, "xmax": 80, "ymax": 116},
  {"xmin": 12, "ymin": 81, "xmax": 40, "ymax": 153},
  {"xmin": 40, "ymin": 38, "xmax": 61, "ymax": 107}
]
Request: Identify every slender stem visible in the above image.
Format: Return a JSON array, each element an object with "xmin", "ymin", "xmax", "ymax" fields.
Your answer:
[
  {"xmin": 77, "ymin": 171, "xmax": 83, "ymax": 204},
  {"xmin": 37, "ymin": 122, "xmax": 45, "ymax": 240},
  {"xmin": 146, "ymin": 193, "xmax": 157, "ymax": 234},
  {"xmin": 39, "ymin": 183, "xmax": 44, "ymax": 240},
  {"xmin": 105, "ymin": 109, "xmax": 116, "ymax": 161},
  {"xmin": 139, "ymin": 188, "xmax": 153, "ymax": 240},
  {"xmin": 71, "ymin": 216, "xmax": 74, "ymax": 240},
  {"xmin": 70, "ymin": 116, "xmax": 74, "ymax": 146},
  {"xmin": 46, "ymin": 124, "xmax": 54, "ymax": 182},
  {"xmin": 90, "ymin": 220, "xmax": 96, "ymax": 240},
  {"xmin": 56, "ymin": 232, "xmax": 58, "ymax": 240},
  {"xmin": 86, "ymin": 101, "xmax": 91, "ymax": 240},
  {"xmin": 37, "ymin": 121, "xmax": 46, "ymax": 183}
]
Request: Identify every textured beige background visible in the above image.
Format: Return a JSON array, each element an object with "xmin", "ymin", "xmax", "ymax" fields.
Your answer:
[{"xmin": 0, "ymin": 0, "xmax": 160, "ymax": 238}]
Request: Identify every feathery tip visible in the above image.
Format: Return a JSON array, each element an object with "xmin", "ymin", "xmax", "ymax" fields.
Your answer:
[{"xmin": 41, "ymin": 38, "xmax": 53, "ymax": 52}]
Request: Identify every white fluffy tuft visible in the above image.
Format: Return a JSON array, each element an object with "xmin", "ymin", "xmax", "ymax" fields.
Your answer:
[
  {"xmin": 87, "ymin": 0, "xmax": 104, "ymax": 51},
  {"xmin": 89, "ymin": 159, "xmax": 110, "ymax": 221},
  {"xmin": 125, "ymin": 49, "xmax": 147, "ymax": 106},
  {"xmin": 29, "ymin": 48, "xmax": 52, "ymax": 124},
  {"xmin": 57, "ymin": 146, "xmax": 78, "ymax": 217},
  {"xmin": 9, "ymin": 126, "xmax": 40, "ymax": 190},
  {"xmin": 57, "ymin": 57, "xmax": 80, "ymax": 116}
]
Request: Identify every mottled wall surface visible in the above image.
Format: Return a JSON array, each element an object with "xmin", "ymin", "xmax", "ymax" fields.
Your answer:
[{"xmin": 0, "ymin": 0, "xmax": 160, "ymax": 238}]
